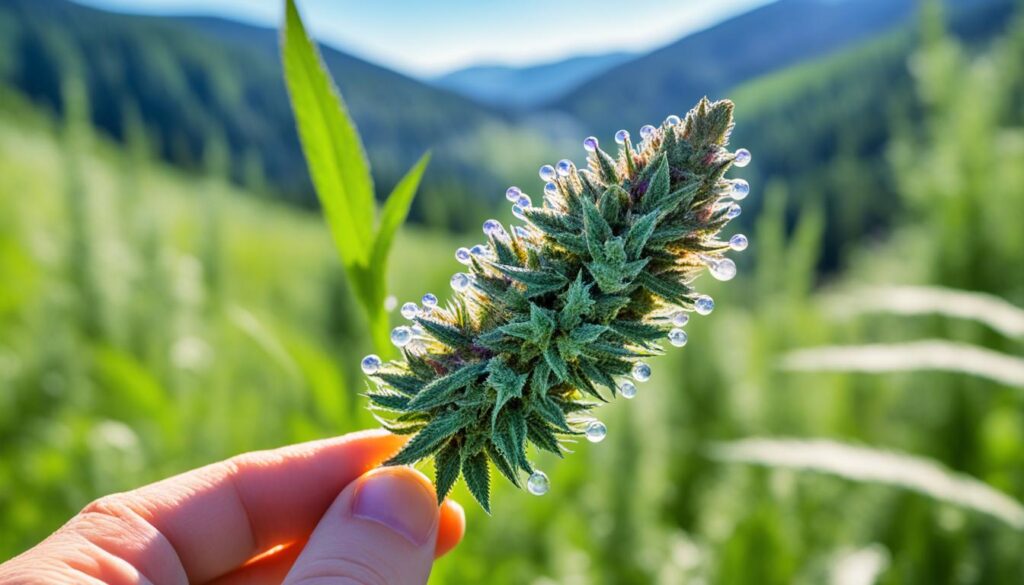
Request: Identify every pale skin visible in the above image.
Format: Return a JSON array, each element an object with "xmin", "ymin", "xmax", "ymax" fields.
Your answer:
[{"xmin": 0, "ymin": 430, "xmax": 466, "ymax": 584}]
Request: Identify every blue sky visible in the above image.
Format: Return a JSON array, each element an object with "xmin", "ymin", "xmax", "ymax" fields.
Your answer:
[{"xmin": 74, "ymin": 0, "xmax": 776, "ymax": 76}]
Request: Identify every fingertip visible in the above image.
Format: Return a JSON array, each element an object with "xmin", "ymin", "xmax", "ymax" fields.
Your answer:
[{"xmin": 434, "ymin": 498, "xmax": 466, "ymax": 559}]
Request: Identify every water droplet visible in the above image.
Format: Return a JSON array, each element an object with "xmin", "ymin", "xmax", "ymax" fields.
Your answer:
[
  {"xmin": 632, "ymin": 362, "xmax": 652, "ymax": 382},
  {"xmin": 421, "ymin": 293, "xmax": 438, "ymax": 309},
  {"xmin": 419, "ymin": 293, "xmax": 436, "ymax": 311},
  {"xmin": 482, "ymin": 219, "xmax": 503, "ymax": 236},
  {"xmin": 665, "ymin": 114, "xmax": 681, "ymax": 126},
  {"xmin": 527, "ymin": 470, "xmax": 550, "ymax": 496},
  {"xmin": 672, "ymin": 311, "xmax": 690, "ymax": 327},
  {"xmin": 516, "ymin": 194, "xmax": 532, "ymax": 208},
  {"xmin": 360, "ymin": 354, "xmax": 382, "ymax": 375},
  {"xmin": 455, "ymin": 247, "xmax": 472, "ymax": 264},
  {"xmin": 544, "ymin": 182, "xmax": 558, "ymax": 195},
  {"xmin": 400, "ymin": 302, "xmax": 420, "ymax": 320},
  {"xmin": 668, "ymin": 328, "xmax": 688, "ymax": 347},
  {"xmin": 730, "ymin": 179, "xmax": 750, "ymax": 200},
  {"xmin": 583, "ymin": 136, "xmax": 599, "ymax": 152},
  {"xmin": 506, "ymin": 186, "xmax": 522, "ymax": 202},
  {"xmin": 515, "ymin": 226, "xmax": 530, "ymax": 238},
  {"xmin": 620, "ymin": 380, "xmax": 637, "ymax": 399},
  {"xmin": 640, "ymin": 124, "xmax": 656, "ymax": 140},
  {"xmin": 726, "ymin": 204, "xmax": 742, "ymax": 219},
  {"xmin": 614, "ymin": 129, "xmax": 630, "ymax": 144},
  {"xmin": 556, "ymin": 159, "xmax": 573, "ymax": 176},
  {"xmin": 451, "ymin": 272, "xmax": 472, "ymax": 291},
  {"xmin": 391, "ymin": 326, "xmax": 413, "ymax": 347},
  {"xmin": 539, "ymin": 164, "xmax": 556, "ymax": 181},
  {"xmin": 470, "ymin": 244, "xmax": 489, "ymax": 256},
  {"xmin": 730, "ymin": 234, "xmax": 749, "ymax": 251},
  {"xmin": 733, "ymin": 148, "xmax": 752, "ymax": 167},
  {"xmin": 710, "ymin": 258, "xmax": 737, "ymax": 281},
  {"xmin": 411, "ymin": 324, "xmax": 424, "ymax": 336},
  {"xmin": 695, "ymin": 295, "xmax": 715, "ymax": 316},
  {"xmin": 512, "ymin": 205, "xmax": 526, "ymax": 220},
  {"xmin": 585, "ymin": 420, "xmax": 607, "ymax": 443}
]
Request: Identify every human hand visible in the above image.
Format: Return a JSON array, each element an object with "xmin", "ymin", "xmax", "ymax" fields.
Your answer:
[{"xmin": 0, "ymin": 430, "xmax": 465, "ymax": 584}]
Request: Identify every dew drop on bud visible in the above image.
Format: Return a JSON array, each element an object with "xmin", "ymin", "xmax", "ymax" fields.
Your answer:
[
  {"xmin": 556, "ymin": 159, "xmax": 573, "ymax": 176},
  {"xmin": 470, "ymin": 244, "xmax": 488, "ymax": 256},
  {"xmin": 640, "ymin": 124, "xmax": 656, "ymax": 140},
  {"xmin": 528, "ymin": 470, "xmax": 550, "ymax": 496},
  {"xmin": 516, "ymin": 194, "xmax": 532, "ymax": 208},
  {"xmin": 506, "ymin": 186, "xmax": 522, "ymax": 202},
  {"xmin": 585, "ymin": 420, "xmax": 607, "ymax": 443},
  {"xmin": 695, "ymin": 295, "xmax": 715, "ymax": 316},
  {"xmin": 391, "ymin": 326, "xmax": 412, "ymax": 347},
  {"xmin": 512, "ymin": 205, "xmax": 526, "ymax": 220},
  {"xmin": 632, "ymin": 361, "xmax": 652, "ymax": 382},
  {"xmin": 400, "ymin": 302, "xmax": 420, "ymax": 320},
  {"xmin": 421, "ymin": 293, "xmax": 438, "ymax": 308},
  {"xmin": 620, "ymin": 380, "xmax": 638, "ymax": 399},
  {"xmin": 733, "ymin": 148, "xmax": 752, "ymax": 167},
  {"xmin": 672, "ymin": 311, "xmax": 690, "ymax": 327},
  {"xmin": 665, "ymin": 114, "xmax": 681, "ymax": 126},
  {"xmin": 539, "ymin": 164, "xmax": 556, "ymax": 181},
  {"xmin": 360, "ymin": 354, "xmax": 382, "ymax": 375},
  {"xmin": 614, "ymin": 129, "xmax": 630, "ymax": 144},
  {"xmin": 482, "ymin": 219, "xmax": 503, "ymax": 236},
  {"xmin": 455, "ymin": 247, "xmax": 472, "ymax": 264},
  {"xmin": 710, "ymin": 258, "xmax": 737, "ymax": 281},
  {"xmin": 730, "ymin": 234, "xmax": 749, "ymax": 251},
  {"xmin": 451, "ymin": 273, "xmax": 472, "ymax": 291},
  {"xmin": 544, "ymin": 182, "xmax": 558, "ymax": 195},
  {"xmin": 730, "ymin": 179, "xmax": 750, "ymax": 200},
  {"xmin": 583, "ymin": 136, "xmax": 599, "ymax": 152},
  {"xmin": 726, "ymin": 204, "xmax": 742, "ymax": 219},
  {"xmin": 668, "ymin": 328, "xmax": 688, "ymax": 347}
]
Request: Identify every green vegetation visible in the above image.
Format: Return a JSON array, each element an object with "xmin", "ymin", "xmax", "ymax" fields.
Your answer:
[{"xmin": 1, "ymin": 1, "xmax": 1023, "ymax": 583}]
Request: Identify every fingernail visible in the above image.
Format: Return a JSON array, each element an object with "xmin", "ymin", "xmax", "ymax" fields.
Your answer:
[{"xmin": 351, "ymin": 469, "xmax": 437, "ymax": 546}]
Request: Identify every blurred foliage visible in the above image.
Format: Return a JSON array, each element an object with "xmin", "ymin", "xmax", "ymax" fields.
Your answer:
[{"xmin": 0, "ymin": 1, "xmax": 1024, "ymax": 584}]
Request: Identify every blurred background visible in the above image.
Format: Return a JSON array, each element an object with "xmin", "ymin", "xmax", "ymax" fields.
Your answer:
[{"xmin": 2, "ymin": 0, "xmax": 1024, "ymax": 582}]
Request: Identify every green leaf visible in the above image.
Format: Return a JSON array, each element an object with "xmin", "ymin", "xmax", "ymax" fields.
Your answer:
[
  {"xmin": 407, "ymin": 361, "xmax": 488, "ymax": 410},
  {"xmin": 369, "ymin": 153, "xmax": 430, "ymax": 276},
  {"xmin": 281, "ymin": 0, "xmax": 374, "ymax": 267},
  {"xmin": 385, "ymin": 410, "xmax": 469, "ymax": 465},
  {"xmin": 462, "ymin": 451, "xmax": 492, "ymax": 514},
  {"xmin": 434, "ymin": 440, "xmax": 461, "ymax": 504}
]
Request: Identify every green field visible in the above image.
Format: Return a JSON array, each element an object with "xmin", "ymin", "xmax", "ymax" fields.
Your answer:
[{"xmin": 2, "ymin": 6, "xmax": 1024, "ymax": 584}]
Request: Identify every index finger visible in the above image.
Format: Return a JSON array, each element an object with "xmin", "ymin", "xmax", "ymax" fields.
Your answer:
[{"xmin": 81, "ymin": 429, "xmax": 405, "ymax": 583}]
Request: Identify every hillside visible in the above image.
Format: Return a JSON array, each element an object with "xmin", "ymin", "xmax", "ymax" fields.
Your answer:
[
  {"xmin": 430, "ymin": 52, "xmax": 635, "ymax": 110},
  {"xmin": 0, "ymin": 0, "xmax": 545, "ymax": 228}
]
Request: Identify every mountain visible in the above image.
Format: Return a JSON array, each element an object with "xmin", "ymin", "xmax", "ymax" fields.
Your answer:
[
  {"xmin": 430, "ymin": 52, "xmax": 635, "ymax": 110},
  {"xmin": 0, "ymin": 0, "xmax": 537, "ymax": 228},
  {"xmin": 550, "ymin": 0, "xmax": 991, "ymax": 135}
]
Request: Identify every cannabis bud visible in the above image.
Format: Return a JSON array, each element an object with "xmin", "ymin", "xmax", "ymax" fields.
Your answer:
[{"xmin": 364, "ymin": 98, "xmax": 750, "ymax": 511}]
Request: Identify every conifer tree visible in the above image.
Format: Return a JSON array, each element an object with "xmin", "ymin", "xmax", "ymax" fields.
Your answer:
[{"xmin": 361, "ymin": 98, "xmax": 752, "ymax": 511}]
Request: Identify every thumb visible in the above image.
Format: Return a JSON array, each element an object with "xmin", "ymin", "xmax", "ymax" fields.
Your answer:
[{"xmin": 283, "ymin": 466, "xmax": 440, "ymax": 585}]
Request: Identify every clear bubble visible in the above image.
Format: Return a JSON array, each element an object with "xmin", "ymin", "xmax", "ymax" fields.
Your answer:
[
  {"xmin": 527, "ymin": 470, "xmax": 550, "ymax": 496},
  {"xmin": 411, "ymin": 324, "xmax": 424, "ymax": 336},
  {"xmin": 733, "ymin": 148, "xmax": 752, "ymax": 167},
  {"xmin": 665, "ymin": 114, "xmax": 681, "ymax": 126},
  {"xmin": 544, "ymin": 182, "xmax": 558, "ymax": 195},
  {"xmin": 672, "ymin": 311, "xmax": 690, "ymax": 327},
  {"xmin": 726, "ymin": 204, "xmax": 742, "ymax": 219},
  {"xmin": 730, "ymin": 234, "xmax": 749, "ymax": 251},
  {"xmin": 360, "ymin": 354, "xmax": 382, "ymax": 375},
  {"xmin": 455, "ymin": 247, "xmax": 472, "ymax": 264},
  {"xmin": 632, "ymin": 362, "xmax": 652, "ymax": 382},
  {"xmin": 470, "ymin": 244, "xmax": 489, "ymax": 256},
  {"xmin": 614, "ymin": 129, "xmax": 630, "ymax": 144},
  {"xmin": 451, "ymin": 273, "xmax": 472, "ymax": 291},
  {"xmin": 391, "ymin": 326, "xmax": 413, "ymax": 347},
  {"xmin": 506, "ymin": 186, "xmax": 522, "ymax": 202},
  {"xmin": 620, "ymin": 381, "xmax": 638, "ymax": 399},
  {"xmin": 556, "ymin": 159, "xmax": 573, "ymax": 176},
  {"xmin": 483, "ymin": 219, "xmax": 503, "ymax": 236},
  {"xmin": 695, "ymin": 295, "xmax": 715, "ymax": 315},
  {"xmin": 640, "ymin": 124, "xmax": 656, "ymax": 140},
  {"xmin": 515, "ymin": 226, "xmax": 530, "ymax": 238},
  {"xmin": 421, "ymin": 293, "xmax": 438, "ymax": 308},
  {"xmin": 400, "ymin": 302, "xmax": 420, "ymax": 319},
  {"xmin": 585, "ymin": 420, "xmax": 608, "ymax": 443},
  {"xmin": 512, "ymin": 205, "xmax": 526, "ymax": 220},
  {"xmin": 583, "ymin": 136, "xmax": 599, "ymax": 152},
  {"xmin": 710, "ymin": 258, "xmax": 737, "ymax": 281},
  {"xmin": 730, "ymin": 179, "xmax": 750, "ymax": 200},
  {"xmin": 668, "ymin": 328, "xmax": 688, "ymax": 347},
  {"xmin": 539, "ymin": 164, "xmax": 556, "ymax": 181},
  {"xmin": 516, "ymin": 194, "xmax": 532, "ymax": 208}
]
